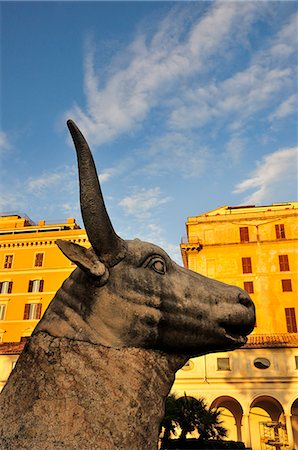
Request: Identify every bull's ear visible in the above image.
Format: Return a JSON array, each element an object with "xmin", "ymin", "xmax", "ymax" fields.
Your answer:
[{"xmin": 56, "ymin": 239, "xmax": 109, "ymax": 280}]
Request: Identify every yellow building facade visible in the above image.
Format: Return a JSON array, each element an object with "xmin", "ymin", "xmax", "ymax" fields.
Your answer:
[
  {"xmin": 175, "ymin": 202, "xmax": 298, "ymax": 450},
  {"xmin": 0, "ymin": 214, "xmax": 87, "ymax": 343},
  {"xmin": 0, "ymin": 206, "xmax": 297, "ymax": 450}
]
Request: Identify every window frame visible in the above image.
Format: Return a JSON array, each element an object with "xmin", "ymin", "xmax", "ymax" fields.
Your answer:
[
  {"xmin": 275, "ymin": 224, "xmax": 286, "ymax": 239},
  {"xmin": 285, "ymin": 308, "xmax": 297, "ymax": 333},
  {"xmin": 28, "ymin": 279, "xmax": 44, "ymax": 293},
  {"xmin": 3, "ymin": 254, "xmax": 14, "ymax": 269},
  {"xmin": 34, "ymin": 252, "xmax": 44, "ymax": 268},
  {"xmin": 279, "ymin": 255, "xmax": 290, "ymax": 271},
  {"xmin": 282, "ymin": 279, "xmax": 292, "ymax": 292},
  {"xmin": 244, "ymin": 281, "xmax": 254, "ymax": 294},
  {"xmin": 0, "ymin": 304, "xmax": 7, "ymax": 320},
  {"xmin": 23, "ymin": 303, "xmax": 42, "ymax": 320},
  {"xmin": 240, "ymin": 227, "xmax": 249, "ymax": 243},
  {"xmin": 242, "ymin": 257, "xmax": 252, "ymax": 274},
  {"xmin": 217, "ymin": 357, "xmax": 231, "ymax": 371},
  {"xmin": 0, "ymin": 281, "xmax": 13, "ymax": 294}
]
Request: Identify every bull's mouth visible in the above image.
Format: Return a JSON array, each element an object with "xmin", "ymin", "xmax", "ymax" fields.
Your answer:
[{"xmin": 220, "ymin": 321, "xmax": 250, "ymax": 345}]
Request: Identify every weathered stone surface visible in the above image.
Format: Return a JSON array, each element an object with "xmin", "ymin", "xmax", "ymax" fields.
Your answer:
[
  {"xmin": 0, "ymin": 332, "xmax": 186, "ymax": 450},
  {"xmin": 0, "ymin": 121, "xmax": 255, "ymax": 449}
]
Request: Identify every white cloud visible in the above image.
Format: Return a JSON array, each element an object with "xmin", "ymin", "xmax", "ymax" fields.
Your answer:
[
  {"xmin": 139, "ymin": 131, "xmax": 210, "ymax": 177},
  {"xmin": 233, "ymin": 147, "xmax": 298, "ymax": 204},
  {"xmin": 65, "ymin": 2, "xmax": 262, "ymax": 147},
  {"xmin": 269, "ymin": 94, "xmax": 298, "ymax": 122},
  {"xmin": 224, "ymin": 135, "xmax": 247, "ymax": 163},
  {"xmin": 169, "ymin": 65, "xmax": 293, "ymax": 131},
  {"xmin": 0, "ymin": 191, "xmax": 24, "ymax": 212},
  {"xmin": 0, "ymin": 131, "xmax": 11, "ymax": 153},
  {"xmin": 119, "ymin": 187, "xmax": 172, "ymax": 217}
]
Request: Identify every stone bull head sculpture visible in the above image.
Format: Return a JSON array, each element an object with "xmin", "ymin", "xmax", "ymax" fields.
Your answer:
[{"xmin": 0, "ymin": 121, "xmax": 255, "ymax": 450}]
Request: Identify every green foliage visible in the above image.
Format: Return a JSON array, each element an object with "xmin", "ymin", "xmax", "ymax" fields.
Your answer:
[{"xmin": 160, "ymin": 394, "xmax": 228, "ymax": 448}]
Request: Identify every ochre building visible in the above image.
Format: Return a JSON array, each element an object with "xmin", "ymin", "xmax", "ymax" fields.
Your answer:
[
  {"xmin": 0, "ymin": 205, "xmax": 297, "ymax": 450},
  {"xmin": 175, "ymin": 202, "xmax": 298, "ymax": 450},
  {"xmin": 0, "ymin": 214, "xmax": 88, "ymax": 345}
]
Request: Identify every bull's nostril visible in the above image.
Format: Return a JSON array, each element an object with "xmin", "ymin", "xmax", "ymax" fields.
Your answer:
[{"xmin": 238, "ymin": 293, "xmax": 252, "ymax": 308}]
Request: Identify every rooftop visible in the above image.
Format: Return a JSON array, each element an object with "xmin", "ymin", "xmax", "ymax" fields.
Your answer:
[
  {"xmin": 188, "ymin": 202, "xmax": 298, "ymax": 221},
  {"xmin": 244, "ymin": 333, "xmax": 298, "ymax": 348}
]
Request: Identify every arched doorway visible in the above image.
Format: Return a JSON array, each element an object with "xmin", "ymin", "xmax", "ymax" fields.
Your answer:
[
  {"xmin": 291, "ymin": 398, "xmax": 298, "ymax": 448},
  {"xmin": 250, "ymin": 396, "xmax": 287, "ymax": 450},
  {"xmin": 210, "ymin": 396, "xmax": 243, "ymax": 442}
]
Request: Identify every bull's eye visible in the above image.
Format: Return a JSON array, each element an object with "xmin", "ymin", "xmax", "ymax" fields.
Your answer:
[{"xmin": 143, "ymin": 256, "xmax": 166, "ymax": 275}]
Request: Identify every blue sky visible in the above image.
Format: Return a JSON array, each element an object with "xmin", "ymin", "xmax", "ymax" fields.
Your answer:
[{"xmin": 1, "ymin": 1, "xmax": 297, "ymax": 262}]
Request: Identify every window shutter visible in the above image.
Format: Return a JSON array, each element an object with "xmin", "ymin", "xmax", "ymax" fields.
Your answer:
[
  {"xmin": 28, "ymin": 280, "xmax": 33, "ymax": 292},
  {"xmin": 8, "ymin": 281, "xmax": 13, "ymax": 294},
  {"xmin": 275, "ymin": 224, "xmax": 280, "ymax": 239},
  {"xmin": 285, "ymin": 308, "xmax": 297, "ymax": 333},
  {"xmin": 23, "ymin": 304, "xmax": 30, "ymax": 320},
  {"xmin": 244, "ymin": 281, "xmax": 254, "ymax": 294},
  {"xmin": 0, "ymin": 282, "xmax": 2, "ymax": 293},
  {"xmin": 282, "ymin": 279, "xmax": 292, "ymax": 292},
  {"xmin": 279, "ymin": 255, "xmax": 290, "ymax": 271},
  {"xmin": 39, "ymin": 280, "xmax": 44, "ymax": 292},
  {"xmin": 240, "ymin": 227, "xmax": 249, "ymax": 242},
  {"xmin": 275, "ymin": 224, "xmax": 285, "ymax": 239},
  {"xmin": 36, "ymin": 303, "xmax": 42, "ymax": 319},
  {"xmin": 35, "ymin": 253, "xmax": 44, "ymax": 267},
  {"xmin": 242, "ymin": 257, "xmax": 252, "ymax": 273}
]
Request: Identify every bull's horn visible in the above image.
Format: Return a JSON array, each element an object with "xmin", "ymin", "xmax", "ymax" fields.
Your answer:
[{"xmin": 67, "ymin": 120, "xmax": 127, "ymax": 267}]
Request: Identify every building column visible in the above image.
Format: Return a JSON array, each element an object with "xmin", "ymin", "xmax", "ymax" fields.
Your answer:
[
  {"xmin": 285, "ymin": 414, "xmax": 295, "ymax": 450},
  {"xmin": 242, "ymin": 413, "xmax": 252, "ymax": 448}
]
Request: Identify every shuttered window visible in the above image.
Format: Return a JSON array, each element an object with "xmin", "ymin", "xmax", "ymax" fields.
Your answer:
[
  {"xmin": 240, "ymin": 227, "xmax": 249, "ymax": 242},
  {"xmin": 275, "ymin": 224, "xmax": 285, "ymax": 239},
  {"xmin": 0, "ymin": 304, "xmax": 6, "ymax": 320},
  {"xmin": 242, "ymin": 257, "xmax": 252, "ymax": 274},
  {"xmin": 0, "ymin": 281, "xmax": 13, "ymax": 294},
  {"xmin": 285, "ymin": 308, "xmax": 297, "ymax": 333},
  {"xmin": 23, "ymin": 303, "xmax": 42, "ymax": 320},
  {"xmin": 279, "ymin": 255, "xmax": 290, "ymax": 271},
  {"xmin": 244, "ymin": 281, "xmax": 254, "ymax": 294},
  {"xmin": 28, "ymin": 279, "xmax": 44, "ymax": 293},
  {"xmin": 34, "ymin": 253, "xmax": 44, "ymax": 267},
  {"xmin": 4, "ymin": 255, "xmax": 13, "ymax": 269},
  {"xmin": 282, "ymin": 279, "xmax": 292, "ymax": 292}
]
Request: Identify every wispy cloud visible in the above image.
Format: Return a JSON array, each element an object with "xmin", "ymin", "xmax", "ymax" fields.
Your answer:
[
  {"xmin": 269, "ymin": 94, "xmax": 298, "ymax": 122},
  {"xmin": 0, "ymin": 191, "xmax": 24, "ymax": 212},
  {"xmin": 139, "ymin": 131, "xmax": 210, "ymax": 177},
  {"xmin": 0, "ymin": 131, "xmax": 11, "ymax": 153},
  {"xmin": 233, "ymin": 147, "xmax": 298, "ymax": 204},
  {"xmin": 65, "ymin": 2, "xmax": 262, "ymax": 147},
  {"xmin": 119, "ymin": 187, "xmax": 172, "ymax": 218}
]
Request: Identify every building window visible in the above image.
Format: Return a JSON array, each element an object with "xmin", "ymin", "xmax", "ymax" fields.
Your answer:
[
  {"xmin": 0, "ymin": 304, "xmax": 6, "ymax": 320},
  {"xmin": 242, "ymin": 257, "xmax": 252, "ymax": 274},
  {"xmin": 0, "ymin": 281, "xmax": 12, "ymax": 294},
  {"xmin": 279, "ymin": 255, "xmax": 290, "ymax": 271},
  {"xmin": 275, "ymin": 224, "xmax": 286, "ymax": 239},
  {"xmin": 285, "ymin": 308, "xmax": 297, "ymax": 333},
  {"xmin": 254, "ymin": 358, "xmax": 271, "ymax": 369},
  {"xmin": 23, "ymin": 303, "xmax": 42, "ymax": 320},
  {"xmin": 28, "ymin": 279, "xmax": 44, "ymax": 293},
  {"xmin": 282, "ymin": 279, "xmax": 292, "ymax": 292},
  {"xmin": 240, "ymin": 227, "xmax": 249, "ymax": 242},
  {"xmin": 217, "ymin": 357, "xmax": 230, "ymax": 371},
  {"xmin": 20, "ymin": 336, "xmax": 30, "ymax": 343},
  {"xmin": 295, "ymin": 356, "xmax": 298, "ymax": 369},
  {"xmin": 4, "ymin": 254, "xmax": 13, "ymax": 269},
  {"xmin": 34, "ymin": 253, "xmax": 44, "ymax": 267},
  {"xmin": 244, "ymin": 281, "xmax": 254, "ymax": 294}
]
